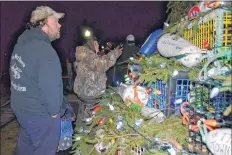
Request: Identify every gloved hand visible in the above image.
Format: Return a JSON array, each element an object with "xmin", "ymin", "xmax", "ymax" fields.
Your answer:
[{"xmin": 115, "ymin": 46, "xmax": 123, "ymax": 56}]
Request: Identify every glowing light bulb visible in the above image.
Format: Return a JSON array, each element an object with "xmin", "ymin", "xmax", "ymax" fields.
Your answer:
[{"xmin": 84, "ymin": 30, "xmax": 91, "ymax": 37}]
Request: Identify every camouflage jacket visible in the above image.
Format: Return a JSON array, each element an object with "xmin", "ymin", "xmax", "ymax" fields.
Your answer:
[{"xmin": 74, "ymin": 46, "xmax": 121, "ymax": 97}]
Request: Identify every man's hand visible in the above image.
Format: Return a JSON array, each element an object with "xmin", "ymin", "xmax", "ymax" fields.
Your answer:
[
  {"xmin": 52, "ymin": 114, "xmax": 58, "ymax": 118},
  {"xmin": 115, "ymin": 46, "xmax": 123, "ymax": 56}
]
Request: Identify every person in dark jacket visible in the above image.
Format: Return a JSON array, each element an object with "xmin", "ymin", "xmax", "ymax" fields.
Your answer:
[
  {"xmin": 10, "ymin": 6, "xmax": 65, "ymax": 155},
  {"xmin": 117, "ymin": 34, "xmax": 139, "ymax": 83}
]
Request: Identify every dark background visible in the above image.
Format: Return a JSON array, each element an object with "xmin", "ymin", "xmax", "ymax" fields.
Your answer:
[{"xmin": 0, "ymin": 1, "xmax": 168, "ymax": 93}]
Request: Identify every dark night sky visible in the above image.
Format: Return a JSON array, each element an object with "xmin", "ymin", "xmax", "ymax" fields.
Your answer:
[{"xmin": 0, "ymin": 1, "xmax": 167, "ymax": 74}]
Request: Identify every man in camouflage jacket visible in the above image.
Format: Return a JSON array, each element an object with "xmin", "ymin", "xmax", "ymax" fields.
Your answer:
[{"xmin": 74, "ymin": 38, "xmax": 122, "ymax": 99}]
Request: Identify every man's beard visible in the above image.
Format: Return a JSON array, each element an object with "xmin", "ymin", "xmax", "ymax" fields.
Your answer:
[
  {"xmin": 49, "ymin": 32, "xmax": 60, "ymax": 41},
  {"xmin": 47, "ymin": 26, "xmax": 60, "ymax": 41}
]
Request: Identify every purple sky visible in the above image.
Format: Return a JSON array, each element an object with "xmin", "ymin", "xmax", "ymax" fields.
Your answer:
[{"xmin": 0, "ymin": 1, "xmax": 167, "ymax": 73}]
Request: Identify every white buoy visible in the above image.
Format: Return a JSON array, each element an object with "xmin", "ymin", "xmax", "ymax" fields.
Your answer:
[
  {"xmin": 206, "ymin": 128, "xmax": 231, "ymax": 155},
  {"xmin": 157, "ymin": 33, "xmax": 203, "ymax": 67}
]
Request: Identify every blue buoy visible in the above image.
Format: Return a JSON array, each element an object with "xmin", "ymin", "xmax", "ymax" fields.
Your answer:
[{"xmin": 139, "ymin": 29, "xmax": 163, "ymax": 57}]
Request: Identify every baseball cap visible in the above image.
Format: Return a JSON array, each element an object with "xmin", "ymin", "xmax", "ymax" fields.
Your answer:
[{"xmin": 30, "ymin": 6, "xmax": 65, "ymax": 23}]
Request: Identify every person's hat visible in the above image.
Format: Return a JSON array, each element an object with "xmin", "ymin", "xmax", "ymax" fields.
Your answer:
[
  {"xmin": 30, "ymin": 6, "xmax": 65, "ymax": 23},
  {"xmin": 126, "ymin": 34, "xmax": 135, "ymax": 41}
]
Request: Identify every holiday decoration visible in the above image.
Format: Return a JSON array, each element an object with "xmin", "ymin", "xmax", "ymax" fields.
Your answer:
[
  {"xmin": 71, "ymin": 88, "xmax": 189, "ymax": 155},
  {"xmin": 188, "ymin": 5, "xmax": 200, "ymax": 20},
  {"xmin": 139, "ymin": 29, "xmax": 163, "ymax": 57},
  {"xmin": 116, "ymin": 84, "xmax": 149, "ymax": 106},
  {"xmin": 206, "ymin": 128, "xmax": 231, "ymax": 155},
  {"xmin": 157, "ymin": 33, "xmax": 203, "ymax": 67}
]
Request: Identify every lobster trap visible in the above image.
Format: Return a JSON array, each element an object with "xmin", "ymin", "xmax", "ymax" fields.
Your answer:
[
  {"xmin": 147, "ymin": 72, "xmax": 192, "ymax": 117},
  {"xmin": 171, "ymin": 79, "xmax": 191, "ymax": 115},
  {"xmin": 147, "ymin": 80, "xmax": 167, "ymax": 114},
  {"xmin": 189, "ymin": 81, "xmax": 231, "ymax": 116},
  {"xmin": 183, "ymin": 8, "xmax": 232, "ymax": 54},
  {"xmin": 187, "ymin": 81, "xmax": 232, "ymax": 154}
]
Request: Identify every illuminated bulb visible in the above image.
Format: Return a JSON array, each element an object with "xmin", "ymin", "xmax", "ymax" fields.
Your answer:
[
  {"xmin": 98, "ymin": 119, "xmax": 104, "ymax": 125},
  {"xmin": 108, "ymin": 103, "xmax": 114, "ymax": 111},
  {"xmin": 76, "ymin": 137, "xmax": 81, "ymax": 141},
  {"xmin": 129, "ymin": 57, "xmax": 134, "ymax": 60},
  {"xmin": 172, "ymin": 70, "xmax": 179, "ymax": 77},
  {"xmin": 164, "ymin": 22, "xmax": 169, "ymax": 27},
  {"xmin": 86, "ymin": 118, "xmax": 92, "ymax": 122},
  {"xmin": 84, "ymin": 30, "xmax": 91, "ymax": 37},
  {"xmin": 210, "ymin": 87, "xmax": 220, "ymax": 99},
  {"xmin": 174, "ymin": 98, "xmax": 182, "ymax": 104}
]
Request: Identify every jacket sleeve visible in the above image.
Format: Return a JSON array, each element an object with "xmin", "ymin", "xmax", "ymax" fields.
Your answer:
[
  {"xmin": 76, "ymin": 46, "xmax": 121, "ymax": 72},
  {"xmin": 38, "ymin": 43, "xmax": 63, "ymax": 116}
]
